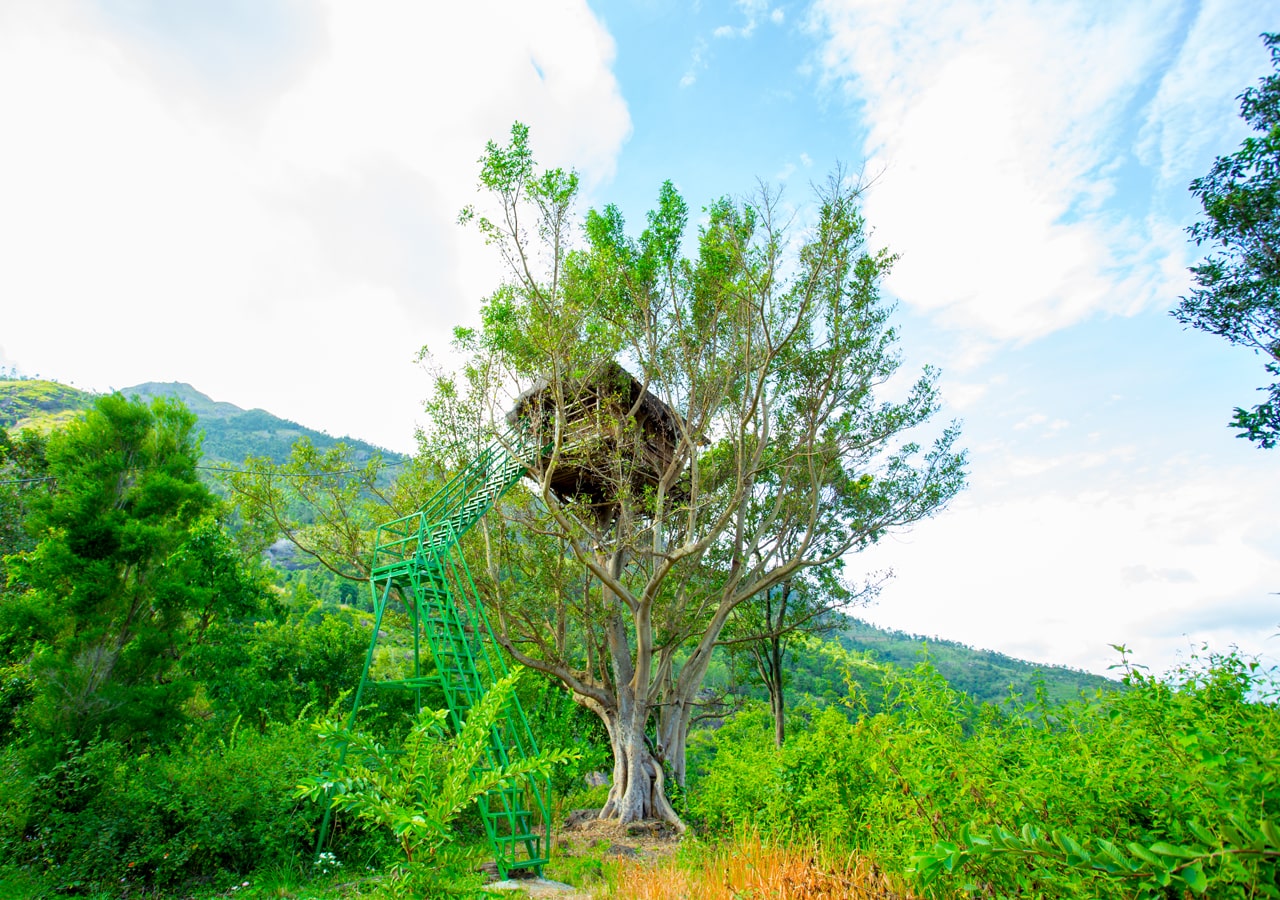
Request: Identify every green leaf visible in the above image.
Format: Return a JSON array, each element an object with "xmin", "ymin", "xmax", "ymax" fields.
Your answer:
[
  {"xmin": 1053, "ymin": 830, "xmax": 1089, "ymax": 863},
  {"xmin": 1097, "ymin": 839, "xmax": 1134, "ymax": 871},
  {"xmin": 1187, "ymin": 820, "xmax": 1217, "ymax": 847},
  {"xmin": 1128, "ymin": 842, "xmax": 1164, "ymax": 867},
  {"xmin": 1176, "ymin": 862, "xmax": 1209, "ymax": 895},
  {"xmin": 1261, "ymin": 818, "xmax": 1280, "ymax": 850},
  {"xmin": 1149, "ymin": 842, "xmax": 1200, "ymax": 860}
]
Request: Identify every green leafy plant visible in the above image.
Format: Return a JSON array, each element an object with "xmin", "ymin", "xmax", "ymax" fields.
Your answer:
[
  {"xmin": 687, "ymin": 646, "xmax": 1279, "ymax": 899},
  {"xmin": 904, "ymin": 649, "xmax": 1280, "ymax": 897},
  {"xmin": 911, "ymin": 817, "xmax": 1280, "ymax": 898},
  {"xmin": 297, "ymin": 667, "xmax": 579, "ymax": 895}
]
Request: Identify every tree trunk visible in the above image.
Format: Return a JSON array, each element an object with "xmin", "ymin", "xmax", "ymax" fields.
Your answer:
[
  {"xmin": 757, "ymin": 630, "xmax": 787, "ymax": 747},
  {"xmin": 770, "ymin": 674, "xmax": 786, "ymax": 747},
  {"xmin": 589, "ymin": 690, "xmax": 683, "ymax": 828}
]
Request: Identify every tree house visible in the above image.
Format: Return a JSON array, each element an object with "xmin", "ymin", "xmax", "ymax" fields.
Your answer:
[{"xmin": 508, "ymin": 361, "xmax": 687, "ymax": 515}]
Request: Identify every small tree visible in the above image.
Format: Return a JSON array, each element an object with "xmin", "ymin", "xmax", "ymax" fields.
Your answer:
[
  {"xmin": 1174, "ymin": 33, "xmax": 1280, "ymax": 448},
  {"xmin": 3, "ymin": 394, "xmax": 262, "ymax": 748},
  {"xmin": 297, "ymin": 667, "xmax": 578, "ymax": 895},
  {"xmin": 722, "ymin": 555, "xmax": 885, "ymax": 747},
  {"xmin": 426, "ymin": 124, "xmax": 966, "ymax": 825}
]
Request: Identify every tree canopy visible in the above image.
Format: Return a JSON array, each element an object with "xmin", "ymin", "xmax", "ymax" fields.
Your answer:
[
  {"xmin": 425, "ymin": 123, "xmax": 967, "ymax": 824},
  {"xmin": 1174, "ymin": 33, "xmax": 1280, "ymax": 448},
  {"xmin": 2, "ymin": 394, "xmax": 261, "ymax": 748}
]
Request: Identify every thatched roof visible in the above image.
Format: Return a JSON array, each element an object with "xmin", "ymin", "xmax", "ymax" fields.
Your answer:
[
  {"xmin": 506, "ymin": 361, "xmax": 688, "ymax": 509},
  {"xmin": 507, "ymin": 360, "xmax": 681, "ymax": 440}
]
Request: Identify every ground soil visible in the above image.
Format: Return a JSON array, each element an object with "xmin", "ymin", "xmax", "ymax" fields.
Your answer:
[
  {"xmin": 482, "ymin": 811, "xmax": 684, "ymax": 898},
  {"xmin": 556, "ymin": 811, "xmax": 684, "ymax": 861}
]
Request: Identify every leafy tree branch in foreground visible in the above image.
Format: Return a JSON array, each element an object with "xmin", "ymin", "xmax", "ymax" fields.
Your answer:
[{"xmin": 1175, "ymin": 32, "xmax": 1280, "ymax": 448}]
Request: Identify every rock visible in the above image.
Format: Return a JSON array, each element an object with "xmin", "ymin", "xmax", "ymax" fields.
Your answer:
[
  {"xmin": 562, "ymin": 808, "xmax": 599, "ymax": 830},
  {"xmin": 605, "ymin": 844, "xmax": 640, "ymax": 859},
  {"xmin": 482, "ymin": 877, "xmax": 578, "ymax": 895}
]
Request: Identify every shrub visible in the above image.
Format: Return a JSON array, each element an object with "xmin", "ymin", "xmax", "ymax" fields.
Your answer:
[
  {"xmin": 0, "ymin": 718, "xmax": 344, "ymax": 893},
  {"xmin": 687, "ymin": 649, "xmax": 1280, "ymax": 898}
]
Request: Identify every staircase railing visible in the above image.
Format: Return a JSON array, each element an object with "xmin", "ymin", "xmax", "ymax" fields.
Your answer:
[{"xmin": 316, "ymin": 426, "xmax": 552, "ymax": 877}]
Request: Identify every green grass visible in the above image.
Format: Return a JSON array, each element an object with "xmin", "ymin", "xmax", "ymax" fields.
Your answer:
[
  {"xmin": 0, "ymin": 379, "xmax": 92, "ymax": 432},
  {"xmin": 0, "ymin": 864, "xmax": 390, "ymax": 900}
]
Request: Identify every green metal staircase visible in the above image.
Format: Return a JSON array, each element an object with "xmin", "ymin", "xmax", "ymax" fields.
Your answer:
[{"xmin": 327, "ymin": 430, "xmax": 552, "ymax": 877}]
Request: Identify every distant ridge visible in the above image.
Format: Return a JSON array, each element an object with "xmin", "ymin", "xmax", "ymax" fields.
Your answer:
[
  {"xmin": 122, "ymin": 381, "xmax": 403, "ymax": 468},
  {"xmin": 0, "ymin": 379, "xmax": 402, "ymax": 468},
  {"xmin": 123, "ymin": 381, "xmax": 246, "ymax": 419},
  {"xmin": 838, "ymin": 618, "xmax": 1114, "ymax": 704}
]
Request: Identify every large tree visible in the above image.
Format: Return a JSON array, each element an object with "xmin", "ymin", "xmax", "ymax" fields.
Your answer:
[
  {"xmin": 1174, "ymin": 33, "xmax": 1280, "ymax": 448},
  {"xmin": 424, "ymin": 124, "xmax": 966, "ymax": 826}
]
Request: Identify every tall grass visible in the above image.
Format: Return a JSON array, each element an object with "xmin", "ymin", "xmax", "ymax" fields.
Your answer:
[{"xmin": 610, "ymin": 830, "xmax": 918, "ymax": 899}]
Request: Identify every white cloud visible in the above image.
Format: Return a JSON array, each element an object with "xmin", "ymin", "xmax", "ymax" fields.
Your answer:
[
  {"xmin": 942, "ymin": 380, "xmax": 992, "ymax": 412},
  {"xmin": 715, "ymin": 0, "xmax": 782, "ymax": 40},
  {"xmin": 807, "ymin": 0, "xmax": 1263, "ymax": 343},
  {"xmin": 1137, "ymin": 0, "xmax": 1278, "ymax": 188},
  {"xmin": 1012, "ymin": 413, "xmax": 1069, "ymax": 435},
  {"xmin": 856, "ymin": 459, "xmax": 1280, "ymax": 675},
  {"xmin": 681, "ymin": 37, "xmax": 708, "ymax": 87},
  {"xmin": 0, "ymin": 0, "xmax": 630, "ymax": 452}
]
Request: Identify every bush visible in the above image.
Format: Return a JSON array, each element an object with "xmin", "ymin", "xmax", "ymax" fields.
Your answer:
[
  {"xmin": 0, "ymin": 718, "xmax": 356, "ymax": 893},
  {"xmin": 687, "ymin": 650, "xmax": 1280, "ymax": 898}
]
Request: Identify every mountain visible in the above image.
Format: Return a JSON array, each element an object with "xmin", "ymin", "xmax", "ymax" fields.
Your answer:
[
  {"xmin": 1, "ymin": 379, "xmax": 402, "ymax": 467},
  {"xmin": 836, "ymin": 618, "xmax": 1114, "ymax": 705},
  {"xmin": 122, "ymin": 382, "xmax": 401, "ymax": 467}
]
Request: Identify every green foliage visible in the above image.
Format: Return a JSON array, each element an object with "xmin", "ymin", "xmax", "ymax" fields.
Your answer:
[
  {"xmin": 1174, "ymin": 33, "xmax": 1280, "ymax": 447},
  {"xmin": 517, "ymin": 675, "xmax": 611, "ymax": 795},
  {"xmin": 189, "ymin": 603, "xmax": 375, "ymax": 730},
  {"xmin": 0, "ymin": 426, "xmax": 49, "ymax": 616},
  {"xmin": 225, "ymin": 435, "xmax": 434, "ymax": 583},
  {"xmin": 297, "ymin": 667, "xmax": 580, "ymax": 896},
  {"xmin": 686, "ymin": 649, "xmax": 1279, "ymax": 898},
  {"xmin": 0, "ymin": 719, "xmax": 333, "ymax": 893},
  {"xmin": 3, "ymin": 393, "xmax": 246, "ymax": 748}
]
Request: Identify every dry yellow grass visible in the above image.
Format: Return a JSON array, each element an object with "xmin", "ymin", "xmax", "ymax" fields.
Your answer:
[{"xmin": 605, "ymin": 831, "xmax": 918, "ymax": 900}]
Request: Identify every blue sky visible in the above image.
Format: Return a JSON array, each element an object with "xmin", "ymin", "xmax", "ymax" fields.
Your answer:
[{"xmin": 0, "ymin": 0, "xmax": 1276, "ymax": 676}]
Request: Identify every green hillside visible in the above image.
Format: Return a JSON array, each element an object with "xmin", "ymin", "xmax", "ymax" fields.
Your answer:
[
  {"xmin": 0, "ymin": 379, "xmax": 92, "ymax": 432},
  {"xmin": 0, "ymin": 378, "xmax": 401, "ymax": 468},
  {"xmin": 837, "ymin": 617, "xmax": 1113, "ymax": 704}
]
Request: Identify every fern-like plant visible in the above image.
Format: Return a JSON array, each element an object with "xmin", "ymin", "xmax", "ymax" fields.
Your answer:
[{"xmin": 297, "ymin": 667, "xmax": 579, "ymax": 894}]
